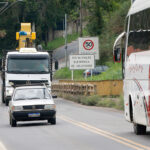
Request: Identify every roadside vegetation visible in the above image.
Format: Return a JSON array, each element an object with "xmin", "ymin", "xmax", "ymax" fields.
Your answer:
[
  {"xmin": 43, "ymin": 33, "xmax": 79, "ymax": 51},
  {"xmin": 59, "ymin": 93, "xmax": 124, "ymax": 110},
  {"xmin": 54, "ymin": 62, "xmax": 122, "ymax": 81}
]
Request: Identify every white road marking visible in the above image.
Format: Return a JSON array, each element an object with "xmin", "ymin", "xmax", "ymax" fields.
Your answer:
[{"xmin": 0, "ymin": 141, "xmax": 7, "ymax": 150}]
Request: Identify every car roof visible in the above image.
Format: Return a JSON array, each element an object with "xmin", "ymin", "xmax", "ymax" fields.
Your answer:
[{"xmin": 15, "ymin": 86, "xmax": 47, "ymax": 90}]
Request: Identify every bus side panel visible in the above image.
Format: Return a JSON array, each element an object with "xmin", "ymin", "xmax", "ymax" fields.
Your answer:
[
  {"xmin": 124, "ymin": 78, "xmax": 148, "ymax": 126},
  {"xmin": 124, "ymin": 79, "xmax": 131, "ymax": 122}
]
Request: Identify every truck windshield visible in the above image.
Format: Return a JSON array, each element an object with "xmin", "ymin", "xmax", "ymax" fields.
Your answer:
[
  {"xmin": 14, "ymin": 88, "xmax": 51, "ymax": 101},
  {"xmin": 7, "ymin": 58, "xmax": 49, "ymax": 74}
]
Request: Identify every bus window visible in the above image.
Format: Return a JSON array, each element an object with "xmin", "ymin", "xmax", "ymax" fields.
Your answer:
[{"xmin": 127, "ymin": 31, "xmax": 150, "ymax": 56}]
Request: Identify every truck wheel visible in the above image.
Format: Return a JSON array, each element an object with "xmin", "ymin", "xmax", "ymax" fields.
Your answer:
[
  {"xmin": 5, "ymin": 99, "xmax": 9, "ymax": 106},
  {"xmin": 2, "ymin": 86, "xmax": 5, "ymax": 103},
  {"xmin": 48, "ymin": 118, "xmax": 56, "ymax": 125},
  {"xmin": 10, "ymin": 115, "xmax": 17, "ymax": 127},
  {"xmin": 133, "ymin": 123, "xmax": 146, "ymax": 135}
]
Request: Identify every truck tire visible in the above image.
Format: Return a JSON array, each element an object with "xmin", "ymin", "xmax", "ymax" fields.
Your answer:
[
  {"xmin": 10, "ymin": 115, "xmax": 17, "ymax": 127},
  {"xmin": 2, "ymin": 85, "xmax": 5, "ymax": 103},
  {"xmin": 133, "ymin": 123, "xmax": 146, "ymax": 135},
  {"xmin": 48, "ymin": 118, "xmax": 56, "ymax": 125},
  {"xmin": 5, "ymin": 99, "xmax": 9, "ymax": 106}
]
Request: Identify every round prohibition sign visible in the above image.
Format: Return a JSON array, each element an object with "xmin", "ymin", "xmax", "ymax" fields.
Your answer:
[{"xmin": 83, "ymin": 40, "xmax": 94, "ymax": 51}]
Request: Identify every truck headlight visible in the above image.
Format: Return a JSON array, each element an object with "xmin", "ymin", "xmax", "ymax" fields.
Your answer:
[
  {"xmin": 45, "ymin": 104, "xmax": 56, "ymax": 110},
  {"xmin": 12, "ymin": 106, "xmax": 23, "ymax": 111},
  {"xmin": 6, "ymin": 88, "xmax": 14, "ymax": 96}
]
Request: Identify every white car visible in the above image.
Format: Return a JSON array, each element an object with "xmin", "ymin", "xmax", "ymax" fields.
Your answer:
[{"xmin": 9, "ymin": 86, "xmax": 56, "ymax": 127}]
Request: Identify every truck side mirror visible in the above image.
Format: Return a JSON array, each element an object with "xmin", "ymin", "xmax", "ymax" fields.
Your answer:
[
  {"xmin": 52, "ymin": 95, "xmax": 57, "ymax": 99},
  {"xmin": 55, "ymin": 61, "xmax": 58, "ymax": 70},
  {"xmin": 114, "ymin": 48, "xmax": 121, "ymax": 63},
  {"xmin": 0, "ymin": 59, "xmax": 2, "ymax": 70}
]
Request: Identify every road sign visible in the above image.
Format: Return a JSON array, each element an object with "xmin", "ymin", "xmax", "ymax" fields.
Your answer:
[
  {"xmin": 79, "ymin": 37, "xmax": 99, "ymax": 60},
  {"xmin": 69, "ymin": 55, "xmax": 95, "ymax": 70}
]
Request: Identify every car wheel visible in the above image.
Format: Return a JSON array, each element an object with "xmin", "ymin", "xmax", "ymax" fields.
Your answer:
[
  {"xmin": 10, "ymin": 115, "xmax": 17, "ymax": 127},
  {"xmin": 48, "ymin": 118, "xmax": 56, "ymax": 125},
  {"xmin": 133, "ymin": 123, "xmax": 146, "ymax": 135}
]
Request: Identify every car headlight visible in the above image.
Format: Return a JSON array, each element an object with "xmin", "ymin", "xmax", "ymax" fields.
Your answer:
[
  {"xmin": 12, "ymin": 106, "xmax": 23, "ymax": 111},
  {"xmin": 45, "ymin": 104, "xmax": 56, "ymax": 110}
]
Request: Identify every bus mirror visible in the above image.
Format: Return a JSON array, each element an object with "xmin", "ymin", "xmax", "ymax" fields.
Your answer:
[
  {"xmin": 55, "ymin": 61, "xmax": 58, "ymax": 70},
  {"xmin": 114, "ymin": 48, "xmax": 121, "ymax": 63}
]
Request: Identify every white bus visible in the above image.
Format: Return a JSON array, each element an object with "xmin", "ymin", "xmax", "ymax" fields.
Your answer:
[{"xmin": 113, "ymin": 0, "xmax": 150, "ymax": 135}]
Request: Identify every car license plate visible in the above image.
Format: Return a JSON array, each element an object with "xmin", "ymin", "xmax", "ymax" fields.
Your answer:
[{"xmin": 28, "ymin": 113, "xmax": 40, "ymax": 117}]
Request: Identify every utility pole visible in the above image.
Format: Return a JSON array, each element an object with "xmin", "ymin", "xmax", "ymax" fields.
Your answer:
[
  {"xmin": 65, "ymin": 14, "xmax": 68, "ymax": 67},
  {"xmin": 80, "ymin": 0, "xmax": 83, "ymax": 37}
]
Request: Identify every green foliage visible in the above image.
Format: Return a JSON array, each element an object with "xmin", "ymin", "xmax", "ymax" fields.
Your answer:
[
  {"xmin": 60, "ymin": 94, "xmax": 124, "ymax": 110},
  {"xmin": 54, "ymin": 67, "xmax": 84, "ymax": 80},
  {"xmin": 80, "ymin": 95, "xmax": 100, "ymax": 106},
  {"xmin": 86, "ymin": 62, "xmax": 122, "ymax": 81},
  {"xmin": 98, "ymin": 0, "xmax": 130, "ymax": 63},
  {"xmin": 0, "ymin": 0, "xmax": 79, "ymax": 50},
  {"xmin": 54, "ymin": 62, "xmax": 122, "ymax": 81},
  {"xmin": 44, "ymin": 33, "xmax": 79, "ymax": 50}
]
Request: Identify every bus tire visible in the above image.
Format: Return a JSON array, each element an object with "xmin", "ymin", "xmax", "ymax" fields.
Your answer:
[{"xmin": 133, "ymin": 123, "xmax": 146, "ymax": 135}]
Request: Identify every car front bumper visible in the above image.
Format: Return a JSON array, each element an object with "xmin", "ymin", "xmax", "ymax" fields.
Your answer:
[{"xmin": 12, "ymin": 110, "xmax": 56, "ymax": 121}]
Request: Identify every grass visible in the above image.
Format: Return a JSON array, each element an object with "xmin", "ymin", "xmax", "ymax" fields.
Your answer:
[
  {"xmin": 54, "ymin": 67, "xmax": 84, "ymax": 80},
  {"xmin": 44, "ymin": 33, "xmax": 79, "ymax": 51},
  {"xmin": 54, "ymin": 62, "xmax": 122, "ymax": 81},
  {"xmin": 86, "ymin": 62, "xmax": 122, "ymax": 81},
  {"xmin": 59, "ymin": 93, "xmax": 124, "ymax": 110}
]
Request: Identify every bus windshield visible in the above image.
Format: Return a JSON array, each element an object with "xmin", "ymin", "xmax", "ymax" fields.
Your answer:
[{"xmin": 7, "ymin": 58, "xmax": 49, "ymax": 74}]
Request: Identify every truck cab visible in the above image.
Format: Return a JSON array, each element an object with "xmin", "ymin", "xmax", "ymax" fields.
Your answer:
[{"xmin": 2, "ymin": 48, "xmax": 51, "ymax": 106}]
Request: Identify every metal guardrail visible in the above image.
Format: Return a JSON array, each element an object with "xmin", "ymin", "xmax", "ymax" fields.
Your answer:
[{"xmin": 52, "ymin": 83, "xmax": 96, "ymax": 96}]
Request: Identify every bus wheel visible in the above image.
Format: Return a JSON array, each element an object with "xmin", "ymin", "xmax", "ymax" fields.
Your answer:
[{"xmin": 133, "ymin": 123, "xmax": 146, "ymax": 135}]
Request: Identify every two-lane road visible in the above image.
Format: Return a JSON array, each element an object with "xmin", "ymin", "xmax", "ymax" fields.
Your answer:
[{"xmin": 0, "ymin": 98, "xmax": 150, "ymax": 150}]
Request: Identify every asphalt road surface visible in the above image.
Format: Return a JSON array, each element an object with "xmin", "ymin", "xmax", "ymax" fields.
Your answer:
[
  {"xmin": 1, "ymin": 98, "xmax": 150, "ymax": 150},
  {"xmin": 53, "ymin": 40, "xmax": 78, "ymax": 69}
]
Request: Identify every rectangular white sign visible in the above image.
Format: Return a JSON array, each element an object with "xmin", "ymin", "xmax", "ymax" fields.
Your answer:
[
  {"xmin": 69, "ymin": 55, "xmax": 95, "ymax": 70},
  {"xmin": 79, "ymin": 37, "xmax": 99, "ymax": 60}
]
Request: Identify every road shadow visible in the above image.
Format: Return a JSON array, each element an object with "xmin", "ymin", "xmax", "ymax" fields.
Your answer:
[{"xmin": 17, "ymin": 121, "xmax": 50, "ymax": 127}]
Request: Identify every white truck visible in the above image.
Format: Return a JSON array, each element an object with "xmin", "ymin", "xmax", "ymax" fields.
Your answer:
[
  {"xmin": 1, "ymin": 48, "xmax": 52, "ymax": 106},
  {"xmin": 113, "ymin": 0, "xmax": 150, "ymax": 134}
]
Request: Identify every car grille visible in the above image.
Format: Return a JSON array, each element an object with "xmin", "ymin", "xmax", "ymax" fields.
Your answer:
[{"xmin": 23, "ymin": 105, "xmax": 44, "ymax": 110}]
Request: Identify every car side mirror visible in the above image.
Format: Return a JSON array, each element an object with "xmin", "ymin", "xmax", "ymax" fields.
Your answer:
[
  {"xmin": 114, "ymin": 48, "xmax": 121, "ymax": 63},
  {"xmin": 52, "ymin": 95, "xmax": 57, "ymax": 99}
]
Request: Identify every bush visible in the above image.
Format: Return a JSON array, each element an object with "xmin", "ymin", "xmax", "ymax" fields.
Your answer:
[
  {"xmin": 58, "ymin": 93, "xmax": 124, "ymax": 110},
  {"xmin": 97, "ymin": 99, "xmax": 116, "ymax": 108},
  {"xmin": 80, "ymin": 95, "xmax": 100, "ymax": 106}
]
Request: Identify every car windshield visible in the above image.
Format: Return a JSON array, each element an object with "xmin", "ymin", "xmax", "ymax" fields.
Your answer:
[
  {"xmin": 14, "ymin": 88, "xmax": 51, "ymax": 101},
  {"xmin": 7, "ymin": 58, "xmax": 49, "ymax": 74}
]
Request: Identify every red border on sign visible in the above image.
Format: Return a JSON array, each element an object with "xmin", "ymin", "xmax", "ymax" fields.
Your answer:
[{"xmin": 83, "ymin": 40, "xmax": 94, "ymax": 51}]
